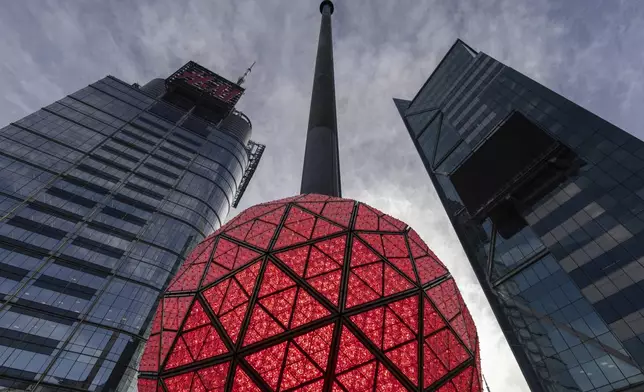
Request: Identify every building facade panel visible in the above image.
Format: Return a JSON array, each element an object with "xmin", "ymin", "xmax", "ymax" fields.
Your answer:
[
  {"xmin": 0, "ymin": 67, "xmax": 263, "ymax": 391},
  {"xmin": 398, "ymin": 40, "xmax": 644, "ymax": 391}
]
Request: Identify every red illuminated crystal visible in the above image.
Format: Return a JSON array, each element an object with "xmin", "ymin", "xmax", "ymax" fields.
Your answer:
[{"xmin": 139, "ymin": 195, "xmax": 481, "ymax": 391}]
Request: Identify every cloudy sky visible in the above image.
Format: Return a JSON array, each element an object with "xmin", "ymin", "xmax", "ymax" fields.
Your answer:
[{"xmin": 2, "ymin": 0, "xmax": 644, "ymax": 390}]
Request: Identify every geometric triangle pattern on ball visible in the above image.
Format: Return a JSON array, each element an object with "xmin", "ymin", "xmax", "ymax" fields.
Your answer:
[{"xmin": 138, "ymin": 194, "xmax": 481, "ymax": 392}]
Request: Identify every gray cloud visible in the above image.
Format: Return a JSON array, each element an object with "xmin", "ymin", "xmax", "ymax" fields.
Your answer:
[{"xmin": 2, "ymin": 1, "xmax": 643, "ymax": 390}]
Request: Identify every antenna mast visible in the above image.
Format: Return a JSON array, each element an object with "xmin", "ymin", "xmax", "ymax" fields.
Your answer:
[{"xmin": 237, "ymin": 61, "xmax": 256, "ymax": 86}]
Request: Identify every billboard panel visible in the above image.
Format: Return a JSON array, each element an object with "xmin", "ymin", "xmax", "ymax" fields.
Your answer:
[{"xmin": 166, "ymin": 62, "xmax": 244, "ymax": 113}]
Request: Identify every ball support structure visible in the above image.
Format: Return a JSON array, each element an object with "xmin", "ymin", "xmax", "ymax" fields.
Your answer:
[{"xmin": 138, "ymin": 195, "xmax": 482, "ymax": 391}]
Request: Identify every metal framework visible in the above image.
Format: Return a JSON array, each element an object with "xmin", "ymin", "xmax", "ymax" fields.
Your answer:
[{"xmin": 231, "ymin": 140, "xmax": 266, "ymax": 208}]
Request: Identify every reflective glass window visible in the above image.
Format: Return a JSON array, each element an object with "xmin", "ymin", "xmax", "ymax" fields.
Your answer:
[
  {"xmin": 434, "ymin": 119, "xmax": 463, "ymax": 166},
  {"xmin": 417, "ymin": 113, "xmax": 441, "ymax": 165},
  {"xmin": 492, "ymin": 225, "xmax": 546, "ymax": 279},
  {"xmin": 406, "ymin": 109, "xmax": 438, "ymax": 136},
  {"xmin": 496, "ymin": 254, "xmax": 640, "ymax": 390}
]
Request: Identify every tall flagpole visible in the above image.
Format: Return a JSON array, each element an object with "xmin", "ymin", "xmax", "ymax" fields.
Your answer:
[{"xmin": 300, "ymin": 0, "xmax": 341, "ymax": 197}]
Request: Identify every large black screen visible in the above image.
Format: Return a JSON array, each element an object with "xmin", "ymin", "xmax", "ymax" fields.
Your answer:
[{"xmin": 450, "ymin": 112, "xmax": 558, "ymax": 216}]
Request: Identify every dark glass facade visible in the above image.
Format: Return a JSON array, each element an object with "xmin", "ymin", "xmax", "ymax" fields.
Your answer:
[
  {"xmin": 0, "ymin": 69, "xmax": 262, "ymax": 391},
  {"xmin": 396, "ymin": 40, "xmax": 644, "ymax": 392}
]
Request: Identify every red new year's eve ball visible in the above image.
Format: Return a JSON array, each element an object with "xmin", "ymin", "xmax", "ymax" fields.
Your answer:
[{"xmin": 138, "ymin": 194, "xmax": 482, "ymax": 392}]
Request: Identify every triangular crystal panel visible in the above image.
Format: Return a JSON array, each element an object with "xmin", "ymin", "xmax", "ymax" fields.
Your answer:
[
  {"xmin": 350, "ymin": 238, "xmax": 381, "ymax": 267},
  {"xmin": 350, "ymin": 306, "xmax": 385, "ymax": 349},
  {"xmin": 280, "ymin": 343, "xmax": 323, "ymax": 390},
  {"xmin": 335, "ymin": 326, "xmax": 374, "ymax": 373},
  {"xmin": 306, "ymin": 246, "xmax": 342, "ymax": 278},
  {"xmin": 231, "ymin": 365, "xmax": 262, "ymax": 391},
  {"xmin": 275, "ymin": 245, "xmax": 310, "ymax": 277},
  {"xmin": 165, "ymin": 337, "xmax": 192, "ymax": 369},
  {"xmin": 293, "ymin": 323, "xmax": 334, "ymax": 371},
  {"xmin": 337, "ymin": 361, "xmax": 376, "ymax": 392},
  {"xmin": 382, "ymin": 234, "xmax": 408, "ymax": 258},
  {"xmin": 163, "ymin": 372, "xmax": 193, "ymax": 392},
  {"xmin": 245, "ymin": 341, "xmax": 288, "ymax": 390},
  {"xmin": 314, "ymin": 235, "xmax": 347, "ymax": 265},
  {"xmin": 426, "ymin": 279, "xmax": 461, "ymax": 320},
  {"xmin": 388, "ymin": 257, "xmax": 417, "ymax": 284},
  {"xmin": 320, "ymin": 201, "xmax": 354, "ymax": 227},
  {"xmin": 345, "ymin": 272, "xmax": 380, "ymax": 308},
  {"xmin": 259, "ymin": 286, "xmax": 297, "ymax": 328},
  {"xmin": 183, "ymin": 300, "xmax": 210, "ymax": 331},
  {"xmin": 415, "ymin": 255, "xmax": 448, "ymax": 284},
  {"xmin": 297, "ymin": 201, "xmax": 325, "ymax": 214},
  {"xmin": 196, "ymin": 361, "xmax": 230, "ymax": 391},
  {"xmin": 291, "ymin": 288, "xmax": 331, "ymax": 328},
  {"xmin": 161, "ymin": 296, "xmax": 193, "ymax": 331},
  {"xmin": 243, "ymin": 305, "xmax": 285, "ymax": 346},
  {"xmin": 357, "ymin": 233, "xmax": 385, "ymax": 257},
  {"xmin": 307, "ymin": 269, "xmax": 342, "ymax": 307},
  {"xmin": 385, "ymin": 340, "xmax": 418, "ymax": 386},
  {"xmin": 375, "ymin": 363, "xmax": 406, "ymax": 392},
  {"xmin": 423, "ymin": 341, "xmax": 448, "ymax": 388},
  {"xmin": 311, "ymin": 218, "xmax": 344, "ymax": 239}
]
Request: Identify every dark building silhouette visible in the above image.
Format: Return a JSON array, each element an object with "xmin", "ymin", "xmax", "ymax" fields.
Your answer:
[
  {"xmin": 0, "ymin": 62, "xmax": 264, "ymax": 391},
  {"xmin": 396, "ymin": 39, "xmax": 644, "ymax": 391}
]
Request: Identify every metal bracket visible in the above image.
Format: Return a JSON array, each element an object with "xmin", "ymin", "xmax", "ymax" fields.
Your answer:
[{"xmin": 231, "ymin": 140, "xmax": 265, "ymax": 208}]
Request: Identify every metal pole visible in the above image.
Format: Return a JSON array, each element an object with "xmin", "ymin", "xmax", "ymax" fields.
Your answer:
[{"xmin": 300, "ymin": 0, "xmax": 341, "ymax": 197}]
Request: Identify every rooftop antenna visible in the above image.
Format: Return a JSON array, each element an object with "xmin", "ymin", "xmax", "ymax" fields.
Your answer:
[{"xmin": 237, "ymin": 61, "xmax": 256, "ymax": 86}]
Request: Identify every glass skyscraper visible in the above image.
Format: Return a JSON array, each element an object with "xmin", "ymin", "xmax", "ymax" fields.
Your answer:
[
  {"xmin": 0, "ymin": 62, "xmax": 264, "ymax": 391},
  {"xmin": 396, "ymin": 39, "xmax": 644, "ymax": 391}
]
